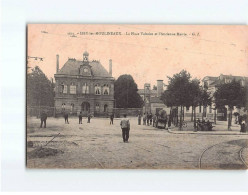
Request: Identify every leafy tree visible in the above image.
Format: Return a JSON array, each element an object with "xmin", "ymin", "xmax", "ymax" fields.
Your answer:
[
  {"xmin": 27, "ymin": 66, "xmax": 55, "ymax": 107},
  {"xmin": 114, "ymin": 74, "xmax": 144, "ymax": 108},
  {"xmin": 214, "ymin": 80, "xmax": 244, "ymax": 130},
  {"xmin": 161, "ymin": 70, "xmax": 191, "ymax": 129},
  {"xmin": 153, "ymin": 85, "xmax": 157, "ymax": 90}
]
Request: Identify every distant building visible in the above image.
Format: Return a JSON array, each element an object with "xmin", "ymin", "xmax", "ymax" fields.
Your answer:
[
  {"xmin": 138, "ymin": 80, "xmax": 169, "ymax": 114},
  {"xmin": 54, "ymin": 51, "xmax": 115, "ymax": 116},
  {"xmin": 184, "ymin": 74, "xmax": 248, "ymax": 121}
]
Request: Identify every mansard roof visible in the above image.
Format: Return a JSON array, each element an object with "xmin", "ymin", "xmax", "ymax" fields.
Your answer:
[{"xmin": 57, "ymin": 59, "xmax": 112, "ymax": 78}]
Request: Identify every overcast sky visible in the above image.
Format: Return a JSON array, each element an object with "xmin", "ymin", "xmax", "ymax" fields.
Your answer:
[{"xmin": 28, "ymin": 24, "xmax": 248, "ymax": 88}]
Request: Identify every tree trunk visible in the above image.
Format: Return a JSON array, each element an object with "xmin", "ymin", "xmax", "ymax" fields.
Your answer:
[
  {"xmin": 228, "ymin": 107, "xmax": 233, "ymax": 130},
  {"xmin": 179, "ymin": 105, "xmax": 183, "ymax": 130},
  {"xmin": 182, "ymin": 106, "xmax": 184, "ymax": 121},
  {"xmin": 214, "ymin": 108, "xmax": 217, "ymax": 125},
  {"xmin": 191, "ymin": 105, "xmax": 193, "ymax": 122},
  {"xmin": 176, "ymin": 107, "xmax": 179, "ymax": 127},
  {"xmin": 193, "ymin": 106, "xmax": 197, "ymax": 130}
]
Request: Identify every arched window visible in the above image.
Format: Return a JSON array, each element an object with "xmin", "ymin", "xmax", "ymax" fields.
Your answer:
[
  {"xmin": 70, "ymin": 82, "xmax": 76, "ymax": 94},
  {"xmin": 104, "ymin": 104, "xmax": 108, "ymax": 112},
  {"xmin": 82, "ymin": 83, "xmax": 89, "ymax": 94},
  {"xmin": 61, "ymin": 83, "xmax": 67, "ymax": 94},
  {"xmin": 95, "ymin": 84, "xmax": 101, "ymax": 95},
  {"xmin": 95, "ymin": 103, "xmax": 100, "ymax": 112},
  {"xmin": 103, "ymin": 84, "xmax": 109, "ymax": 95}
]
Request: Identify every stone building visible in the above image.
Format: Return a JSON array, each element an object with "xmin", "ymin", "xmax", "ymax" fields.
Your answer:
[
  {"xmin": 138, "ymin": 80, "xmax": 169, "ymax": 114},
  {"xmin": 54, "ymin": 51, "xmax": 115, "ymax": 116}
]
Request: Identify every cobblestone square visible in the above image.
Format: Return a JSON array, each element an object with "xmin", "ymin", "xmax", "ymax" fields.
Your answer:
[{"xmin": 27, "ymin": 117, "xmax": 248, "ymax": 169}]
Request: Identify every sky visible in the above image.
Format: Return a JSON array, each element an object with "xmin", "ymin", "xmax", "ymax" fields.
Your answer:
[{"xmin": 27, "ymin": 24, "xmax": 248, "ymax": 88}]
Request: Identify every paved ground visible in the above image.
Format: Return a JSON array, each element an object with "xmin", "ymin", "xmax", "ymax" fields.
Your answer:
[{"xmin": 26, "ymin": 116, "xmax": 248, "ymax": 169}]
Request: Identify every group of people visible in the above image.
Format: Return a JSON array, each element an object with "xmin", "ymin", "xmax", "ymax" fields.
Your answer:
[
  {"xmin": 138, "ymin": 112, "xmax": 172, "ymax": 128},
  {"xmin": 39, "ymin": 111, "xmax": 93, "ymax": 128}
]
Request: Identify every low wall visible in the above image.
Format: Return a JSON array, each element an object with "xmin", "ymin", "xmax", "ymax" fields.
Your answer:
[{"xmin": 113, "ymin": 108, "xmax": 142, "ymax": 118}]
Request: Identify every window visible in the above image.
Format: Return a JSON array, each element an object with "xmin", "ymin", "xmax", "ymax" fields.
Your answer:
[
  {"xmin": 95, "ymin": 103, "xmax": 100, "ymax": 112},
  {"xmin": 186, "ymin": 107, "xmax": 189, "ymax": 112},
  {"xmin": 61, "ymin": 83, "xmax": 67, "ymax": 94},
  {"xmin": 62, "ymin": 103, "xmax": 66, "ymax": 111},
  {"xmin": 209, "ymin": 105, "xmax": 212, "ymax": 113},
  {"xmin": 103, "ymin": 84, "xmax": 109, "ymax": 95},
  {"xmin": 82, "ymin": 83, "xmax": 89, "ymax": 94},
  {"xmin": 70, "ymin": 83, "xmax": 76, "ymax": 94},
  {"xmin": 199, "ymin": 105, "xmax": 202, "ymax": 113},
  {"xmin": 95, "ymin": 84, "xmax": 101, "ymax": 95}
]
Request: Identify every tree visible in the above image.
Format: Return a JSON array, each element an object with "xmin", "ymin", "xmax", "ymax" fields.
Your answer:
[
  {"xmin": 161, "ymin": 70, "xmax": 192, "ymax": 129},
  {"xmin": 153, "ymin": 85, "xmax": 157, "ymax": 90},
  {"xmin": 27, "ymin": 66, "xmax": 55, "ymax": 107},
  {"xmin": 188, "ymin": 79, "xmax": 202, "ymax": 129},
  {"xmin": 114, "ymin": 74, "xmax": 144, "ymax": 108},
  {"xmin": 214, "ymin": 80, "xmax": 244, "ymax": 130},
  {"xmin": 200, "ymin": 88, "xmax": 212, "ymax": 121}
]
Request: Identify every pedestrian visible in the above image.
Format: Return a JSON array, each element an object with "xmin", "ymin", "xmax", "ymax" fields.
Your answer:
[
  {"xmin": 138, "ymin": 113, "xmax": 141, "ymax": 125},
  {"xmin": 87, "ymin": 112, "xmax": 92, "ymax": 123},
  {"xmin": 40, "ymin": 111, "xmax": 47, "ymax": 128},
  {"xmin": 149, "ymin": 113, "xmax": 153, "ymax": 125},
  {"xmin": 153, "ymin": 114, "xmax": 157, "ymax": 127},
  {"xmin": 146, "ymin": 112, "xmax": 149, "ymax": 126},
  {"xmin": 168, "ymin": 115, "xmax": 172, "ymax": 128},
  {"xmin": 110, "ymin": 113, "xmax": 114, "ymax": 125},
  {"xmin": 143, "ymin": 113, "xmax": 146, "ymax": 125},
  {"xmin": 120, "ymin": 114, "xmax": 130, "ymax": 143},
  {"xmin": 78, "ymin": 112, "xmax": 83, "ymax": 124},
  {"xmin": 64, "ymin": 112, "xmax": 69, "ymax": 124}
]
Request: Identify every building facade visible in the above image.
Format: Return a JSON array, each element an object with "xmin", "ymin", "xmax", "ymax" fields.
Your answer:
[
  {"xmin": 183, "ymin": 74, "xmax": 248, "ymax": 121},
  {"xmin": 138, "ymin": 80, "xmax": 169, "ymax": 115},
  {"xmin": 54, "ymin": 51, "xmax": 115, "ymax": 116}
]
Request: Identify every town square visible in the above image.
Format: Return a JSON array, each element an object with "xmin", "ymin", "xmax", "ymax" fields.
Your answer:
[{"xmin": 26, "ymin": 24, "xmax": 248, "ymax": 169}]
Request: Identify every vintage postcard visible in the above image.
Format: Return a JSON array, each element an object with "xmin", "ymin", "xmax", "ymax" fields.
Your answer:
[{"xmin": 26, "ymin": 24, "xmax": 248, "ymax": 169}]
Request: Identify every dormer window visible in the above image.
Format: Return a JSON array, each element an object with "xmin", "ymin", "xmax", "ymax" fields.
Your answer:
[{"xmin": 95, "ymin": 84, "xmax": 101, "ymax": 95}]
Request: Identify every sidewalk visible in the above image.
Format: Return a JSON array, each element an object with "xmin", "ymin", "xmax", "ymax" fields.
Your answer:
[{"xmin": 168, "ymin": 121, "xmax": 248, "ymax": 135}]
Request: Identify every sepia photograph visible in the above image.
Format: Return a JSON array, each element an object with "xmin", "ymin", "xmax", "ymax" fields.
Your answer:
[{"xmin": 26, "ymin": 24, "xmax": 248, "ymax": 169}]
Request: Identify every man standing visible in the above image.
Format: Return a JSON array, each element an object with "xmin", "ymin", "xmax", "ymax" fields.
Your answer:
[
  {"xmin": 87, "ymin": 112, "xmax": 92, "ymax": 123},
  {"xmin": 120, "ymin": 114, "xmax": 130, "ymax": 143},
  {"xmin": 40, "ymin": 111, "xmax": 47, "ymax": 128},
  {"xmin": 143, "ymin": 113, "xmax": 146, "ymax": 125},
  {"xmin": 138, "ymin": 113, "xmax": 141, "ymax": 125},
  {"xmin": 64, "ymin": 112, "xmax": 69, "ymax": 124},
  {"xmin": 110, "ymin": 113, "xmax": 114, "ymax": 125},
  {"xmin": 78, "ymin": 112, "xmax": 83, "ymax": 124}
]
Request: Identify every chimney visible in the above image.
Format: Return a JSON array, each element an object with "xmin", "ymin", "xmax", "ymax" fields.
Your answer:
[
  {"xmin": 56, "ymin": 54, "xmax": 59, "ymax": 73},
  {"xmin": 109, "ymin": 59, "xmax": 112, "ymax": 76},
  {"xmin": 157, "ymin": 80, "xmax": 163, "ymax": 97}
]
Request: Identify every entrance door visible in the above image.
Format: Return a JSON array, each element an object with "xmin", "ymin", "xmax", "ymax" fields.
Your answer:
[{"xmin": 81, "ymin": 102, "xmax": 90, "ymax": 115}]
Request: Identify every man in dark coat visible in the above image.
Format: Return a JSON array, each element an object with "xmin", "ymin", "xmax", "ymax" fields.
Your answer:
[
  {"xmin": 64, "ymin": 112, "xmax": 69, "ymax": 124},
  {"xmin": 78, "ymin": 112, "xmax": 83, "ymax": 124},
  {"xmin": 110, "ymin": 113, "xmax": 114, "ymax": 125},
  {"xmin": 87, "ymin": 112, "xmax": 92, "ymax": 123},
  {"xmin": 40, "ymin": 111, "xmax": 47, "ymax": 128}
]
